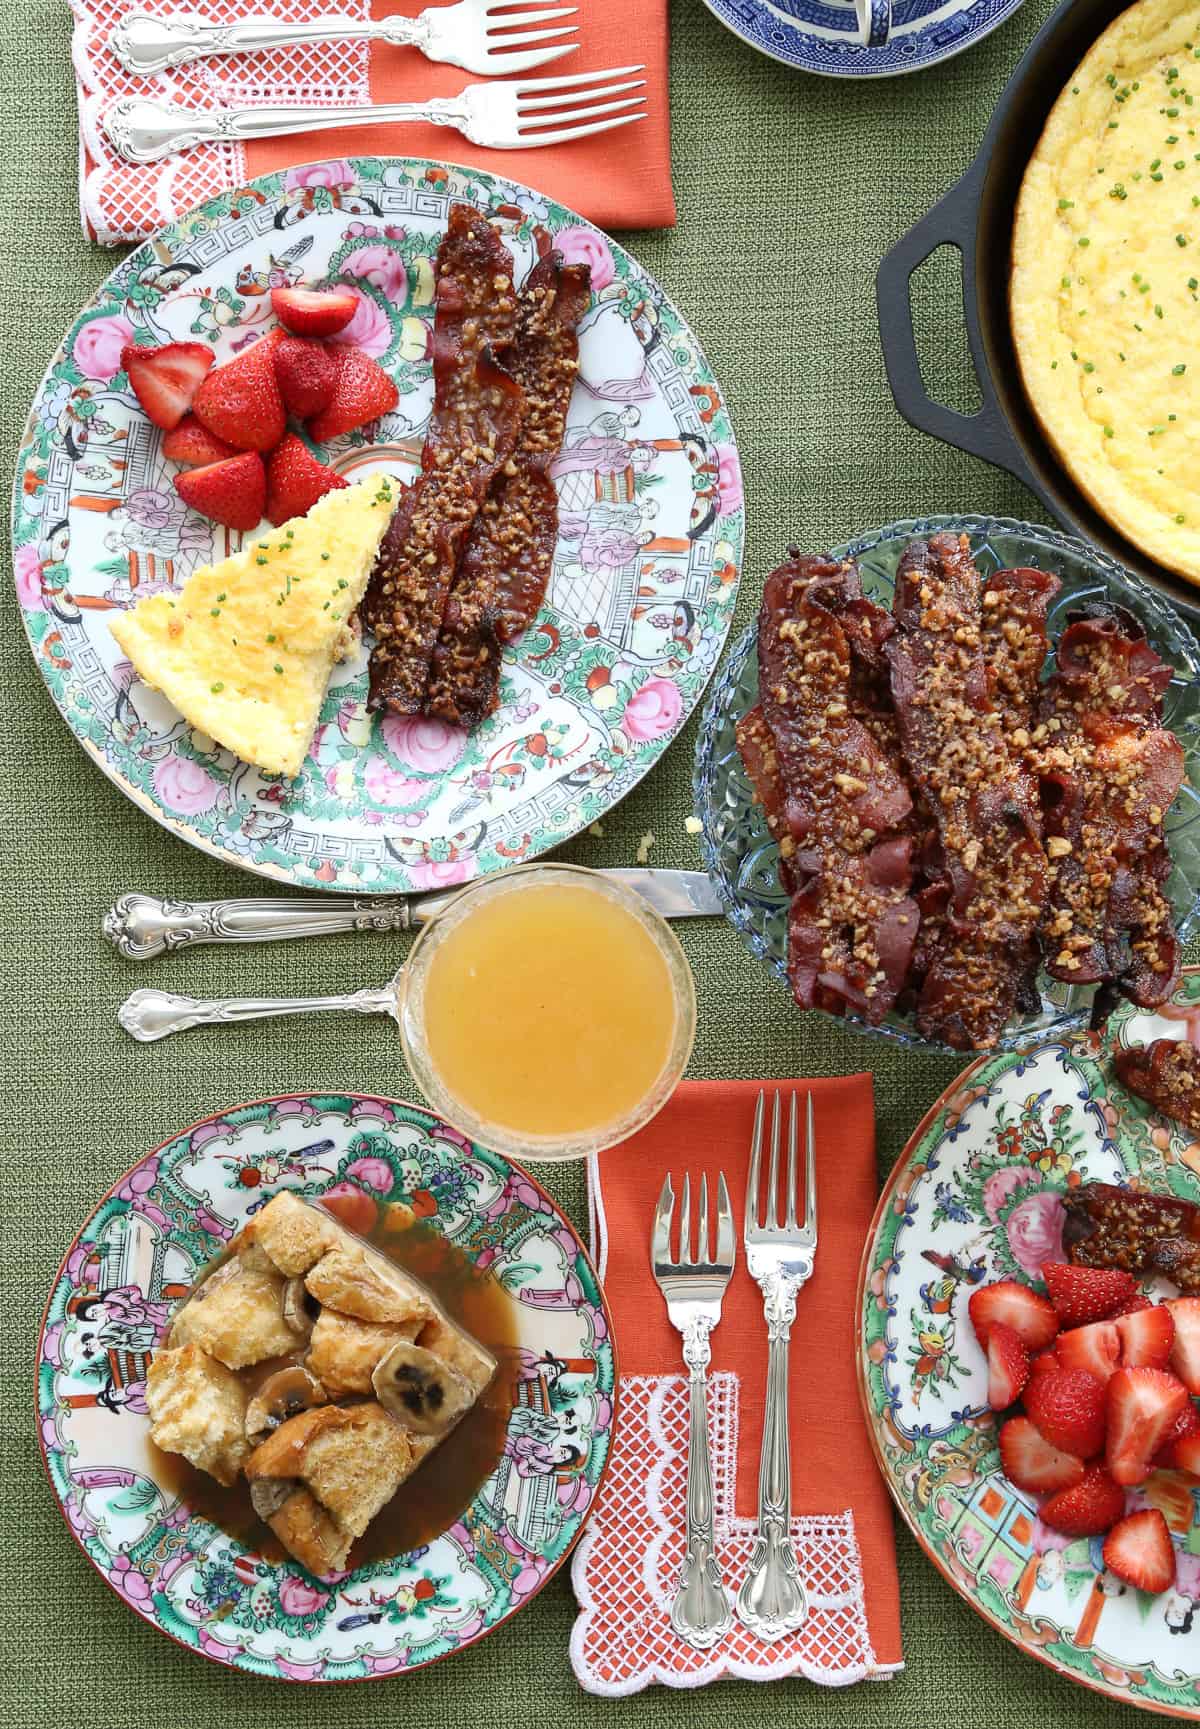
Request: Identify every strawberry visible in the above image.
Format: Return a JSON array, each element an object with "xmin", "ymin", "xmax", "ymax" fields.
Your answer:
[
  {"xmin": 1109, "ymin": 1292, "xmax": 1153, "ymax": 1318},
  {"xmin": 1166, "ymin": 1297, "xmax": 1200, "ymax": 1394},
  {"xmin": 1030, "ymin": 1348, "xmax": 1060, "ymax": 1383},
  {"xmin": 968, "ymin": 1280, "xmax": 1060, "ymax": 1352},
  {"xmin": 192, "ymin": 338, "xmax": 285, "ymax": 452},
  {"xmin": 1042, "ymin": 1262, "xmax": 1136, "ymax": 1327},
  {"xmin": 1025, "ymin": 1365, "xmax": 1107, "ymax": 1457},
  {"xmin": 271, "ymin": 283, "xmax": 358, "ymax": 337},
  {"xmin": 1039, "ymin": 1463, "xmax": 1127, "ymax": 1536},
  {"xmin": 1173, "ymin": 1431, "xmax": 1200, "ymax": 1476},
  {"xmin": 998, "ymin": 1415, "xmax": 1085, "ymax": 1493},
  {"xmin": 306, "ymin": 346, "xmax": 398, "ymax": 442},
  {"xmin": 264, "ymin": 434, "xmax": 348, "ymax": 527},
  {"xmin": 174, "ymin": 451, "xmax": 266, "ymax": 532},
  {"xmin": 1056, "ymin": 1319, "xmax": 1121, "ymax": 1386},
  {"xmin": 987, "ymin": 1323, "xmax": 1030, "ymax": 1409},
  {"xmin": 1106, "ymin": 1367, "xmax": 1190, "ymax": 1485},
  {"xmin": 161, "ymin": 414, "xmax": 238, "ymax": 467},
  {"xmin": 121, "ymin": 341, "xmax": 213, "ymax": 430},
  {"xmin": 1115, "ymin": 1305, "xmax": 1175, "ymax": 1369},
  {"xmin": 1102, "ymin": 1508, "xmax": 1177, "ymax": 1594},
  {"xmin": 1151, "ymin": 1400, "xmax": 1200, "ymax": 1468},
  {"xmin": 273, "ymin": 333, "xmax": 336, "ymax": 419}
]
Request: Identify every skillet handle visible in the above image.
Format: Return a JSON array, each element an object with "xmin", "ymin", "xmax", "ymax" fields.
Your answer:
[{"xmin": 876, "ymin": 160, "xmax": 1036, "ymax": 489}]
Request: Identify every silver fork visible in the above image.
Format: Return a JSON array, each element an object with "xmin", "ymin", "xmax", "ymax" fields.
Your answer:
[
  {"xmin": 651, "ymin": 1172, "xmax": 736, "ymax": 1651},
  {"xmin": 736, "ymin": 1091, "xmax": 817, "ymax": 1641},
  {"xmin": 109, "ymin": 0, "xmax": 579, "ymax": 78},
  {"xmin": 103, "ymin": 64, "xmax": 646, "ymax": 164}
]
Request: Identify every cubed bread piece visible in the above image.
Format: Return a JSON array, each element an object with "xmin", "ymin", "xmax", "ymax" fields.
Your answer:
[
  {"xmin": 417, "ymin": 1312, "xmax": 498, "ymax": 1395},
  {"xmin": 304, "ymin": 1243, "xmax": 435, "ymax": 1326},
  {"xmin": 169, "ymin": 1263, "xmax": 305, "ymax": 1369},
  {"xmin": 306, "ymin": 1309, "xmax": 422, "ymax": 1395},
  {"xmin": 264, "ymin": 1486, "xmax": 353, "ymax": 1576},
  {"xmin": 240, "ymin": 1191, "xmax": 342, "ymax": 1276},
  {"xmin": 246, "ymin": 1402, "xmax": 415, "ymax": 1547},
  {"xmin": 146, "ymin": 1344, "xmax": 249, "ymax": 1487}
]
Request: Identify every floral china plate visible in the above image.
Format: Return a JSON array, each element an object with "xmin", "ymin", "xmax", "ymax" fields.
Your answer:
[
  {"xmin": 36, "ymin": 1094, "xmax": 615, "ymax": 1680},
  {"xmin": 698, "ymin": 0, "xmax": 1027, "ymax": 78},
  {"xmin": 857, "ymin": 976, "xmax": 1200, "ymax": 1716},
  {"xmin": 12, "ymin": 158, "xmax": 743, "ymax": 895}
]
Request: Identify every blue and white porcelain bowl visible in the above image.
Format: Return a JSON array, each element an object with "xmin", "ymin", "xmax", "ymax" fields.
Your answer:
[{"xmin": 699, "ymin": 0, "xmax": 1028, "ymax": 78}]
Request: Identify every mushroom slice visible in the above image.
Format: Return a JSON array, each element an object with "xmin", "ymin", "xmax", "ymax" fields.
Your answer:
[
  {"xmin": 249, "ymin": 1478, "xmax": 296, "ymax": 1522},
  {"xmin": 371, "ymin": 1340, "xmax": 476, "ymax": 1436},
  {"xmin": 282, "ymin": 1276, "xmax": 318, "ymax": 1340},
  {"xmin": 245, "ymin": 1366, "xmax": 328, "ymax": 1447}
]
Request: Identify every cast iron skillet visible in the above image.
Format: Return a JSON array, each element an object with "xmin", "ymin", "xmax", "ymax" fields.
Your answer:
[{"xmin": 876, "ymin": 0, "xmax": 1200, "ymax": 622}]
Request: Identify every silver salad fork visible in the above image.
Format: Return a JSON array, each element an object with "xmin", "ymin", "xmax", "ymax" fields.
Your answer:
[
  {"xmin": 651, "ymin": 1171, "xmax": 736, "ymax": 1650},
  {"xmin": 736, "ymin": 1090, "xmax": 818, "ymax": 1641},
  {"xmin": 103, "ymin": 64, "xmax": 646, "ymax": 163},
  {"xmin": 109, "ymin": 0, "xmax": 579, "ymax": 78}
]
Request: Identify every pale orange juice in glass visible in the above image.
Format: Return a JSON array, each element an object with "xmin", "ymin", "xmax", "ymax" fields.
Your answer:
[{"xmin": 398, "ymin": 864, "xmax": 695, "ymax": 1161}]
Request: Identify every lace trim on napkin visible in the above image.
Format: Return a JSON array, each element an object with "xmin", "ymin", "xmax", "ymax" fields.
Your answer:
[
  {"xmin": 70, "ymin": 0, "xmax": 374, "ymax": 244},
  {"xmin": 569, "ymin": 1372, "xmax": 896, "ymax": 1692}
]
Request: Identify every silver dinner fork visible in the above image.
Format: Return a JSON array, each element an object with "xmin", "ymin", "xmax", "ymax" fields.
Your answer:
[
  {"xmin": 736, "ymin": 1091, "xmax": 817, "ymax": 1641},
  {"xmin": 109, "ymin": 0, "xmax": 579, "ymax": 79},
  {"xmin": 103, "ymin": 64, "xmax": 646, "ymax": 164},
  {"xmin": 651, "ymin": 1171, "xmax": 735, "ymax": 1650}
]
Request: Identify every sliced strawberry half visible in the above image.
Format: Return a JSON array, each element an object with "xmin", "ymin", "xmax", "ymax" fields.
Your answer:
[
  {"xmin": 1166, "ymin": 1297, "xmax": 1200, "ymax": 1394},
  {"xmin": 271, "ymin": 283, "xmax": 359, "ymax": 337},
  {"xmin": 265, "ymin": 434, "xmax": 348, "ymax": 527},
  {"xmin": 968, "ymin": 1280, "xmax": 1060, "ymax": 1352},
  {"xmin": 192, "ymin": 337, "xmax": 285, "ymax": 452},
  {"xmin": 161, "ymin": 414, "xmax": 238, "ymax": 468},
  {"xmin": 1106, "ymin": 1366, "xmax": 1190, "ymax": 1486},
  {"xmin": 1056, "ymin": 1319, "xmax": 1121, "ymax": 1386},
  {"xmin": 999, "ymin": 1415, "xmax": 1085, "ymax": 1494},
  {"xmin": 1173, "ymin": 1431, "xmax": 1200, "ymax": 1476},
  {"xmin": 1042, "ymin": 1262, "xmax": 1136, "ymax": 1328},
  {"xmin": 1151, "ymin": 1399, "xmax": 1200, "ymax": 1468},
  {"xmin": 306, "ymin": 346, "xmax": 399, "ymax": 442},
  {"xmin": 986, "ymin": 1323, "xmax": 1030, "ymax": 1410},
  {"xmin": 1102, "ymin": 1508, "xmax": 1177, "ymax": 1594},
  {"xmin": 121, "ymin": 341, "xmax": 213, "ymax": 431},
  {"xmin": 273, "ymin": 333, "xmax": 336, "ymax": 419},
  {"xmin": 1025, "ymin": 1365, "xmax": 1107, "ymax": 1458},
  {"xmin": 174, "ymin": 451, "xmax": 266, "ymax": 532},
  {"xmin": 1115, "ymin": 1304, "xmax": 1175, "ymax": 1369},
  {"xmin": 1039, "ymin": 1463, "xmax": 1127, "ymax": 1536}
]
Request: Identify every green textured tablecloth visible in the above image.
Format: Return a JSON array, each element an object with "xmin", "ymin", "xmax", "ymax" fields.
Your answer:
[{"xmin": 3, "ymin": 0, "xmax": 1186, "ymax": 1722}]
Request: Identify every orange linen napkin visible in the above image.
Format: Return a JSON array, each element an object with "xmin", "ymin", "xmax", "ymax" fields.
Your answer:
[
  {"xmin": 72, "ymin": 0, "xmax": 673, "ymax": 245},
  {"xmin": 570, "ymin": 1076, "xmax": 903, "ymax": 1693}
]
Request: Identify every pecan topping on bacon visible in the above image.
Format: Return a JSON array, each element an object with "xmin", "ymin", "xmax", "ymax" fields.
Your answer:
[
  {"xmin": 1063, "ymin": 1179, "xmax": 1200, "ymax": 1294},
  {"xmin": 887, "ymin": 533, "xmax": 1049, "ymax": 1050},
  {"xmin": 754, "ymin": 556, "xmax": 920, "ymax": 1023},
  {"xmin": 366, "ymin": 204, "xmax": 524, "ymax": 714},
  {"xmin": 425, "ymin": 252, "xmax": 590, "ymax": 728},
  {"xmin": 1114, "ymin": 1038, "xmax": 1200, "ymax": 1136},
  {"xmin": 1036, "ymin": 608, "xmax": 1183, "ymax": 1010}
]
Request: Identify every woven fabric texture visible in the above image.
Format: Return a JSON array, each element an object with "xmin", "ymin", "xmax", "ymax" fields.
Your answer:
[{"xmin": 0, "ymin": 0, "xmax": 1186, "ymax": 1723}]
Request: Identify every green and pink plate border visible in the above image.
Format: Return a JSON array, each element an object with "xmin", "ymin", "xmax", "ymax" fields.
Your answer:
[
  {"xmin": 35, "ymin": 1093, "xmax": 616, "ymax": 1681},
  {"xmin": 11, "ymin": 157, "xmax": 743, "ymax": 894},
  {"xmin": 858, "ymin": 976, "xmax": 1200, "ymax": 1716}
]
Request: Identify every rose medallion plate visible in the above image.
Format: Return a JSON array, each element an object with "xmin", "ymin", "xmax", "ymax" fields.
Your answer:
[
  {"xmin": 12, "ymin": 158, "xmax": 742, "ymax": 894},
  {"xmin": 36, "ymin": 1094, "xmax": 615, "ymax": 1680},
  {"xmin": 857, "ymin": 979, "xmax": 1200, "ymax": 1716}
]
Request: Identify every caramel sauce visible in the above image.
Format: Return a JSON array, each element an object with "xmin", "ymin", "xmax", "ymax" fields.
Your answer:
[{"xmin": 152, "ymin": 1214, "xmax": 519, "ymax": 1568}]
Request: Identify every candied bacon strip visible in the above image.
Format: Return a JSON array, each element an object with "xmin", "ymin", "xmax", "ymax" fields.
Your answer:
[
  {"xmin": 886, "ymin": 533, "xmax": 1048, "ymax": 1050},
  {"xmin": 980, "ymin": 566, "xmax": 1060, "ymax": 729},
  {"xmin": 735, "ymin": 706, "xmax": 796, "ymax": 895},
  {"xmin": 1037, "ymin": 608, "xmax": 1183, "ymax": 1010},
  {"xmin": 365, "ymin": 205, "xmax": 523, "ymax": 713},
  {"xmin": 1063, "ymin": 1179, "xmax": 1200, "ymax": 1294},
  {"xmin": 754, "ymin": 556, "xmax": 920, "ymax": 1023},
  {"xmin": 1114, "ymin": 1038, "xmax": 1200, "ymax": 1136},
  {"xmin": 425, "ymin": 253, "xmax": 590, "ymax": 728}
]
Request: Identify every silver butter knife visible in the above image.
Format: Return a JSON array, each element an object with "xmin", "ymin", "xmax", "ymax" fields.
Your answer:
[{"xmin": 103, "ymin": 869, "xmax": 722, "ymax": 960}]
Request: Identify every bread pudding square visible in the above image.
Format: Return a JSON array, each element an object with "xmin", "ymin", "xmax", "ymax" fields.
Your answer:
[{"xmin": 146, "ymin": 1344, "xmax": 249, "ymax": 1487}]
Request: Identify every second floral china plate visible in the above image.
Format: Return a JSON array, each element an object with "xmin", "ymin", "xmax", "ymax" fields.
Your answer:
[
  {"xmin": 36, "ymin": 1093, "xmax": 616, "ymax": 1680},
  {"xmin": 12, "ymin": 158, "xmax": 743, "ymax": 895},
  {"xmin": 857, "ymin": 979, "xmax": 1200, "ymax": 1717}
]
